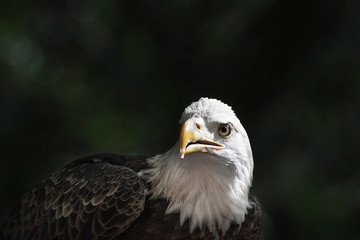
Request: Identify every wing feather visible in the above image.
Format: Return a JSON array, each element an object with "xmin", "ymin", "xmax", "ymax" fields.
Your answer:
[{"xmin": 3, "ymin": 154, "xmax": 149, "ymax": 240}]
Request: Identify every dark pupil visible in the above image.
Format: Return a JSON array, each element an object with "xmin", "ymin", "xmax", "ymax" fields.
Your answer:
[{"xmin": 221, "ymin": 126, "xmax": 228, "ymax": 133}]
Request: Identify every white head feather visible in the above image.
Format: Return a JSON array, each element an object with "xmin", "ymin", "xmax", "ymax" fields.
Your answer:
[{"xmin": 145, "ymin": 97, "xmax": 254, "ymax": 234}]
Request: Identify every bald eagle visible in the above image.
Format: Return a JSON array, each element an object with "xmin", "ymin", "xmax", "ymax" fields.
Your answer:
[{"xmin": 3, "ymin": 98, "xmax": 262, "ymax": 240}]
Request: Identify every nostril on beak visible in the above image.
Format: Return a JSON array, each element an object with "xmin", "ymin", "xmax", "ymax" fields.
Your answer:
[{"xmin": 195, "ymin": 123, "xmax": 201, "ymax": 130}]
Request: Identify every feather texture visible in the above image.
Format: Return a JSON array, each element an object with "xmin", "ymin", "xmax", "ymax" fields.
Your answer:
[{"xmin": 3, "ymin": 154, "xmax": 147, "ymax": 240}]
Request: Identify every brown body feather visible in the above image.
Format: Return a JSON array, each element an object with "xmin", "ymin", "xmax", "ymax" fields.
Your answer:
[{"xmin": 2, "ymin": 154, "xmax": 261, "ymax": 240}]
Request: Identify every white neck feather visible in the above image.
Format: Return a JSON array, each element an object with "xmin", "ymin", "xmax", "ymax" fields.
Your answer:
[{"xmin": 144, "ymin": 143, "xmax": 253, "ymax": 234}]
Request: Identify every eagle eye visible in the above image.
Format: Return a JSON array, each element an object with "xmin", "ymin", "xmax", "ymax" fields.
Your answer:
[{"xmin": 218, "ymin": 123, "xmax": 231, "ymax": 137}]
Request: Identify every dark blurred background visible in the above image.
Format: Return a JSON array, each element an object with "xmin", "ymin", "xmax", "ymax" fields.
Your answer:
[{"xmin": 1, "ymin": 0, "xmax": 359, "ymax": 239}]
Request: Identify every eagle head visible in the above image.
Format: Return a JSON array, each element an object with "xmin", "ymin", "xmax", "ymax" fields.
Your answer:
[{"xmin": 146, "ymin": 97, "xmax": 254, "ymax": 234}]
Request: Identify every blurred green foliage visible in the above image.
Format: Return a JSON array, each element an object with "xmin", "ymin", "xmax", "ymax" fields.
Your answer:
[{"xmin": 1, "ymin": 0, "xmax": 359, "ymax": 239}]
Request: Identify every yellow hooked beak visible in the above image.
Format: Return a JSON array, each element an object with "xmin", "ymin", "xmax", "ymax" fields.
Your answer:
[{"xmin": 179, "ymin": 118, "xmax": 225, "ymax": 158}]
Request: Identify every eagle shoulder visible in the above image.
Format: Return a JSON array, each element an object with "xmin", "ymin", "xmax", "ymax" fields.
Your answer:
[
  {"xmin": 238, "ymin": 195, "xmax": 262, "ymax": 240},
  {"xmin": 3, "ymin": 153, "xmax": 149, "ymax": 240}
]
